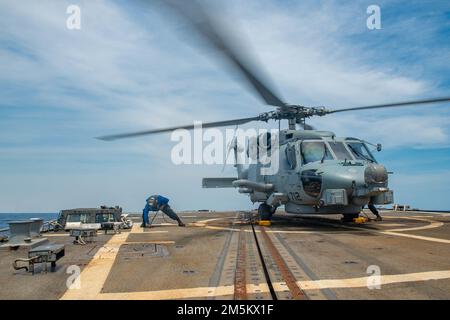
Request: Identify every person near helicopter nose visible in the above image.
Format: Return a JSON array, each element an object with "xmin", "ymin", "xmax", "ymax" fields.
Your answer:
[
  {"xmin": 367, "ymin": 203, "xmax": 382, "ymax": 221},
  {"xmin": 142, "ymin": 195, "xmax": 185, "ymax": 227}
]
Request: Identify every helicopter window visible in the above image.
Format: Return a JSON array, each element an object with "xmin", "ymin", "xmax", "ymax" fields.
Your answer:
[
  {"xmin": 346, "ymin": 142, "xmax": 375, "ymax": 162},
  {"xmin": 95, "ymin": 213, "xmax": 114, "ymax": 223},
  {"xmin": 285, "ymin": 144, "xmax": 297, "ymax": 169},
  {"xmin": 301, "ymin": 141, "xmax": 333, "ymax": 164},
  {"xmin": 328, "ymin": 142, "xmax": 352, "ymax": 160},
  {"xmin": 67, "ymin": 213, "xmax": 90, "ymax": 224},
  {"xmin": 301, "ymin": 170, "xmax": 322, "ymax": 198}
]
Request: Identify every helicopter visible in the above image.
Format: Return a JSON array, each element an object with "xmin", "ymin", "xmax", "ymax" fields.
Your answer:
[{"xmin": 98, "ymin": 0, "xmax": 450, "ymax": 221}]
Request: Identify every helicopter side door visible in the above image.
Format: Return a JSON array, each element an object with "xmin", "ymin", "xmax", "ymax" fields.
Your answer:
[
  {"xmin": 277, "ymin": 140, "xmax": 304, "ymax": 203},
  {"xmin": 293, "ymin": 139, "xmax": 335, "ymax": 205}
]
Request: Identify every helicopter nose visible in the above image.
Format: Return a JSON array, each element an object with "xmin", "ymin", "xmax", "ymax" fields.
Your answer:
[{"xmin": 364, "ymin": 163, "xmax": 388, "ymax": 184}]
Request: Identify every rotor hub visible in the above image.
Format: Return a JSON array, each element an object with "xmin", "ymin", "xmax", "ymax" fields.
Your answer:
[{"xmin": 258, "ymin": 105, "xmax": 330, "ymax": 123}]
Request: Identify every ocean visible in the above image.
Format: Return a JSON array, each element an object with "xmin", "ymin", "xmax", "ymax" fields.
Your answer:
[{"xmin": 0, "ymin": 213, "xmax": 58, "ymax": 230}]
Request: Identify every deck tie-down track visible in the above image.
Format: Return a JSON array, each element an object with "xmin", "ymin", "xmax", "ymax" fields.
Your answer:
[{"xmin": 232, "ymin": 211, "xmax": 309, "ymax": 300}]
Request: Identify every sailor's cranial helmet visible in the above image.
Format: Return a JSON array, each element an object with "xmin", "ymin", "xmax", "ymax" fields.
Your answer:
[{"xmin": 147, "ymin": 196, "xmax": 157, "ymax": 207}]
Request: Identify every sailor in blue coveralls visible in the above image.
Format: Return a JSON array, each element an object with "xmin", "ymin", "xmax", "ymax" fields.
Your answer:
[{"xmin": 142, "ymin": 195, "xmax": 185, "ymax": 227}]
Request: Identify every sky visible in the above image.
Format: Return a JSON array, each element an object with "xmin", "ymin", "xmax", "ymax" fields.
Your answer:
[{"xmin": 0, "ymin": 0, "xmax": 449, "ymax": 213}]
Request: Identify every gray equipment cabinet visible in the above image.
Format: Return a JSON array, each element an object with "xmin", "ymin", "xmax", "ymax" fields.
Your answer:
[
  {"xmin": 13, "ymin": 244, "xmax": 65, "ymax": 274},
  {"xmin": 70, "ymin": 228, "xmax": 98, "ymax": 245}
]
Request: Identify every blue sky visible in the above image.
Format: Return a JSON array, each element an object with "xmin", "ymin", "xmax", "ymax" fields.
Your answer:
[{"xmin": 0, "ymin": 0, "xmax": 449, "ymax": 212}]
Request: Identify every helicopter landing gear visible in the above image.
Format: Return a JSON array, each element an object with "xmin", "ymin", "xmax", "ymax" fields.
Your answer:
[
  {"xmin": 258, "ymin": 203, "xmax": 273, "ymax": 221},
  {"xmin": 341, "ymin": 213, "xmax": 359, "ymax": 223}
]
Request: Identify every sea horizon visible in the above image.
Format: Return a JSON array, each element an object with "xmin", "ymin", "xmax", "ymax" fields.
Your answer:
[{"xmin": 0, "ymin": 212, "xmax": 58, "ymax": 230}]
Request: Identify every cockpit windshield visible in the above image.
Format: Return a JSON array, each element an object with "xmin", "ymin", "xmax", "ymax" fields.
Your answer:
[
  {"xmin": 328, "ymin": 142, "xmax": 352, "ymax": 160},
  {"xmin": 301, "ymin": 141, "xmax": 333, "ymax": 164},
  {"xmin": 346, "ymin": 141, "xmax": 376, "ymax": 162}
]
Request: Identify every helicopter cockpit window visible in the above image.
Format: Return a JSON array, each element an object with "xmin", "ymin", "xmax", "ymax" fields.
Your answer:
[
  {"xmin": 346, "ymin": 141, "xmax": 376, "ymax": 162},
  {"xmin": 301, "ymin": 141, "xmax": 333, "ymax": 164},
  {"xmin": 328, "ymin": 142, "xmax": 352, "ymax": 160},
  {"xmin": 285, "ymin": 144, "xmax": 297, "ymax": 169}
]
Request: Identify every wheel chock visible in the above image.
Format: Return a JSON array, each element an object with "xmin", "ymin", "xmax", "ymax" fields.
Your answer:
[{"xmin": 353, "ymin": 217, "xmax": 367, "ymax": 224}]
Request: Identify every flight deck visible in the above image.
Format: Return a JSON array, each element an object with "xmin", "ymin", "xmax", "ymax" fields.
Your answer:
[{"xmin": 1, "ymin": 210, "xmax": 449, "ymax": 300}]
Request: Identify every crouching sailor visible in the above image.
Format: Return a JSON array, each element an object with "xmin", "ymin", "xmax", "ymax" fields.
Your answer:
[{"xmin": 142, "ymin": 195, "xmax": 185, "ymax": 227}]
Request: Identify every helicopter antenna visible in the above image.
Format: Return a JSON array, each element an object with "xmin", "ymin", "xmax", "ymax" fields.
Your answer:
[{"xmin": 222, "ymin": 124, "xmax": 238, "ymax": 173}]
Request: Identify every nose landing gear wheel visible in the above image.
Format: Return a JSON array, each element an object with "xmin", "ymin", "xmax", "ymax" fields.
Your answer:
[{"xmin": 258, "ymin": 203, "xmax": 273, "ymax": 221}]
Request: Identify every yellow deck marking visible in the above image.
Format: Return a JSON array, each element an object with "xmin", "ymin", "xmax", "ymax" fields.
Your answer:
[
  {"xmin": 195, "ymin": 216, "xmax": 447, "ymax": 242},
  {"xmin": 133, "ymin": 228, "xmax": 171, "ymax": 234},
  {"xmin": 386, "ymin": 217, "xmax": 443, "ymax": 232},
  {"xmin": 191, "ymin": 217, "xmax": 232, "ymax": 227},
  {"xmin": 61, "ymin": 223, "xmax": 162, "ymax": 299},
  {"xmin": 299, "ymin": 270, "xmax": 450, "ymax": 290},
  {"xmin": 378, "ymin": 223, "xmax": 406, "ymax": 227},
  {"xmin": 60, "ymin": 230, "xmax": 129, "ymax": 299},
  {"xmin": 380, "ymin": 231, "xmax": 450, "ymax": 244},
  {"xmin": 396, "ymin": 215, "xmax": 449, "ymax": 219},
  {"xmin": 99, "ymin": 285, "xmax": 235, "ymax": 300},
  {"xmin": 398, "ymin": 212, "xmax": 450, "ymax": 217},
  {"xmin": 376, "ymin": 216, "xmax": 450, "ymax": 243},
  {"xmin": 317, "ymin": 216, "xmax": 449, "ymax": 244},
  {"xmin": 96, "ymin": 270, "xmax": 450, "ymax": 300},
  {"xmin": 60, "ymin": 223, "xmax": 176, "ymax": 299}
]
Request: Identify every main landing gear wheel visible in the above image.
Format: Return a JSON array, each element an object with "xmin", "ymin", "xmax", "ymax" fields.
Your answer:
[
  {"xmin": 341, "ymin": 213, "xmax": 359, "ymax": 222},
  {"xmin": 258, "ymin": 203, "xmax": 273, "ymax": 221}
]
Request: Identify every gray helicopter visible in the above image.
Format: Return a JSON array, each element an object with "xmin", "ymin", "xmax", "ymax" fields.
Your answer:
[{"xmin": 98, "ymin": 0, "xmax": 450, "ymax": 221}]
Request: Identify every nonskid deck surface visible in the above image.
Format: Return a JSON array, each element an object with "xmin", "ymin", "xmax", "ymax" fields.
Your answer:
[{"xmin": 1, "ymin": 210, "xmax": 450, "ymax": 300}]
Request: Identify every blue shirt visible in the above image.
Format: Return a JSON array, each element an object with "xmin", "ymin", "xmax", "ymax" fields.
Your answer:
[{"xmin": 143, "ymin": 195, "xmax": 169, "ymax": 215}]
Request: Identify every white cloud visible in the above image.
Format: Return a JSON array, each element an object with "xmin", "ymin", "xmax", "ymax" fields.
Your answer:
[{"xmin": 308, "ymin": 113, "xmax": 450, "ymax": 148}]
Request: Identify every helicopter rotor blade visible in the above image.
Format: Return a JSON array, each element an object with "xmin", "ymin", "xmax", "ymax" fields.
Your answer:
[
  {"xmin": 158, "ymin": 0, "xmax": 286, "ymax": 108},
  {"xmin": 329, "ymin": 97, "xmax": 450, "ymax": 114},
  {"xmin": 96, "ymin": 116, "xmax": 260, "ymax": 141}
]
